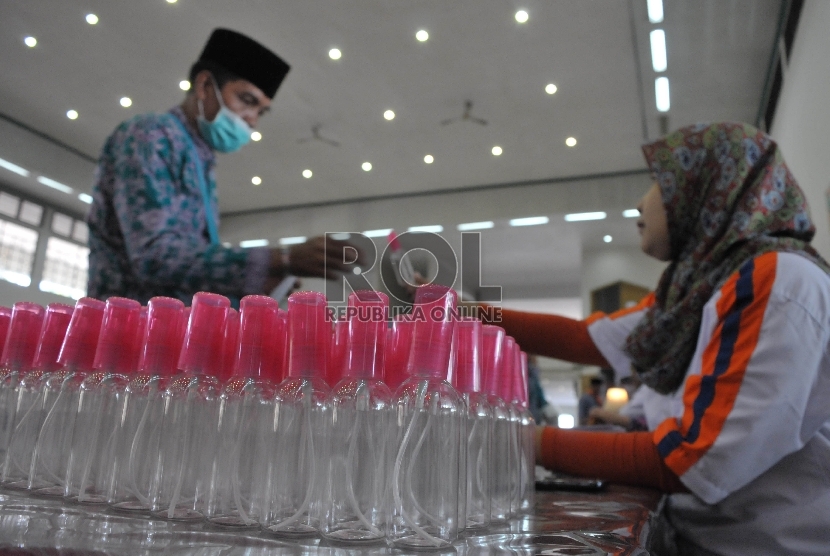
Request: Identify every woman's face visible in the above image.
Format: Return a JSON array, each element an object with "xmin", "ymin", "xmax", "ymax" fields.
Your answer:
[{"xmin": 636, "ymin": 183, "xmax": 671, "ymax": 261}]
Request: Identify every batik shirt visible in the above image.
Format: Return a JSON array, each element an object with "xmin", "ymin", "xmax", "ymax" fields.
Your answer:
[{"xmin": 87, "ymin": 106, "xmax": 269, "ymax": 305}]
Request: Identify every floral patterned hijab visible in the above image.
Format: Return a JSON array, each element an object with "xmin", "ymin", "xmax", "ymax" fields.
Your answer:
[{"xmin": 624, "ymin": 122, "xmax": 829, "ymax": 395}]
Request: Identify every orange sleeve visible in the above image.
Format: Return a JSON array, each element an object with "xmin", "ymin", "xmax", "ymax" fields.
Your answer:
[
  {"xmin": 480, "ymin": 307, "xmax": 609, "ymax": 367},
  {"xmin": 539, "ymin": 426, "xmax": 688, "ymax": 493}
]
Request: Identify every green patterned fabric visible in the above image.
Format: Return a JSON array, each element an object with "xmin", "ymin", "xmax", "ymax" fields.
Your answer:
[{"xmin": 624, "ymin": 122, "xmax": 829, "ymax": 394}]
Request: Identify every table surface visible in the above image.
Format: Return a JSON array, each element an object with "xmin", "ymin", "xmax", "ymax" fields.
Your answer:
[{"xmin": 0, "ymin": 486, "xmax": 662, "ymax": 555}]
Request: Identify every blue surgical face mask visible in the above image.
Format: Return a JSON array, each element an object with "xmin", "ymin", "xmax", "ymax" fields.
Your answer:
[{"xmin": 197, "ymin": 80, "xmax": 251, "ymax": 153}]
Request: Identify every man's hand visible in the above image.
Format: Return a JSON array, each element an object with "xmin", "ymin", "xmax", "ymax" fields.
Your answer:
[{"xmin": 270, "ymin": 235, "xmax": 366, "ymax": 280}]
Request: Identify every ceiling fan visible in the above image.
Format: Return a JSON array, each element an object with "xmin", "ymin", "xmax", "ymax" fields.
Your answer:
[
  {"xmin": 441, "ymin": 100, "xmax": 488, "ymax": 127},
  {"xmin": 297, "ymin": 124, "xmax": 340, "ymax": 147}
]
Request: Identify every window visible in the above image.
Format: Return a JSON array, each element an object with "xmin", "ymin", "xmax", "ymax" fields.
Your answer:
[
  {"xmin": 0, "ymin": 219, "xmax": 38, "ymax": 287},
  {"xmin": 39, "ymin": 236, "xmax": 89, "ymax": 300},
  {"xmin": 18, "ymin": 201, "xmax": 43, "ymax": 226},
  {"xmin": 0, "ymin": 192, "xmax": 20, "ymax": 218}
]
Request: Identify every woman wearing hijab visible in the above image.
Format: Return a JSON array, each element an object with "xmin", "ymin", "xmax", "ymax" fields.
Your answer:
[{"xmin": 488, "ymin": 122, "xmax": 830, "ymax": 555}]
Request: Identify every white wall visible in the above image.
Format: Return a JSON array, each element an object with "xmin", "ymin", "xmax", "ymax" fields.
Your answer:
[
  {"xmin": 580, "ymin": 246, "xmax": 667, "ymax": 315},
  {"xmin": 770, "ymin": 0, "xmax": 830, "ymax": 260}
]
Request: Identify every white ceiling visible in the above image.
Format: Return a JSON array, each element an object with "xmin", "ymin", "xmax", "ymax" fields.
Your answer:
[{"xmin": 0, "ymin": 0, "xmax": 782, "ymax": 299}]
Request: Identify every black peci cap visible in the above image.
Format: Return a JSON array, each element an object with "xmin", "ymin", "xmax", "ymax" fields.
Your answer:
[{"xmin": 198, "ymin": 28, "xmax": 290, "ymax": 99}]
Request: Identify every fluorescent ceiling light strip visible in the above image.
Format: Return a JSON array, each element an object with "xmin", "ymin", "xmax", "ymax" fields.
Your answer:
[
  {"xmin": 650, "ymin": 29, "xmax": 667, "ymax": 72},
  {"xmin": 564, "ymin": 211, "xmax": 607, "ymax": 222},
  {"xmin": 279, "ymin": 236, "xmax": 307, "ymax": 245},
  {"xmin": 240, "ymin": 239, "xmax": 269, "ymax": 248},
  {"xmin": 37, "ymin": 176, "xmax": 73, "ymax": 194},
  {"xmin": 655, "ymin": 77, "xmax": 670, "ymax": 112},
  {"xmin": 457, "ymin": 221, "xmax": 494, "ymax": 231},
  {"xmin": 0, "ymin": 157, "xmax": 30, "ymax": 177},
  {"xmin": 363, "ymin": 228, "xmax": 393, "ymax": 238},
  {"xmin": 407, "ymin": 225, "xmax": 443, "ymax": 233},
  {"xmin": 78, "ymin": 193, "xmax": 93, "ymax": 204},
  {"xmin": 509, "ymin": 216, "xmax": 549, "ymax": 227},
  {"xmin": 647, "ymin": 0, "xmax": 664, "ymax": 23},
  {"xmin": 623, "ymin": 209, "xmax": 640, "ymax": 218}
]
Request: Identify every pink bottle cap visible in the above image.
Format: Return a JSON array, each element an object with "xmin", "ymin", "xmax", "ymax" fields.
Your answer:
[
  {"xmin": 263, "ymin": 309, "xmax": 288, "ymax": 383},
  {"xmin": 450, "ymin": 318, "xmax": 481, "ymax": 394},
  {"xmin": 219, "ymin": 308, "xmax": 239, "ymax": 382},
  {"xmin": 178, "ymin": 292, "xmax": 230, "ymax": 376},
  {"xmin": 129, "ymin": 306, "xmax": 148, "ymax": 374},
  {"xmin": 138, "ymin": 297, "xmax": 185, "ymax": 377},
  {"xmin": 344, "ymin": 291, "xmax": 388, "ymax": 380},
  {"xmin": 329, "ymin": 318, "xmax": 348, "ymax": 386},
  {"xmin": 494, "ymin": 336, "xmax": 516, "ymax": 401},
  {"xmin": 385, "ymin": 315, "xmax": 413, "ymax": 390},
  {"xmin": 0, "ymin": 307, "xmax": 13, "ymax": 361},
  {"xmin": 0, "ymin": 302, "xmax": 45, "ymax": 373},
  {"xmin": 287, "ymin": 291, "xmax": 328, "ymax": 379},
  {"xmin": 233, "ymin": 295, "xmax": 278, "ymax": 380},
  {"xmin": 407, "ymin": 285, "xmax": 457, "ymax": 379},
  {"xmin": 58, "ymin": 298, "xmax": 106, "ymax": 372},
  {"xmin": 93, "ymin": 297, "xmax": 142, "ymax": 374},
  {"xmin": 481, "ymin": 325, "xmax": 505, "ymax": 397},
  {"xmin": 32, "ymin": 303, "xmax": 74, "ymax": 372},
  {"xmin": 518, "ymin": 351, "xmax": 529, "ymax": 408}
]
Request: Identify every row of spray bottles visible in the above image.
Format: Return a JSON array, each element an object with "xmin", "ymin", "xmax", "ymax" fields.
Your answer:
[{"xmin": 0, "ymin": 284, "xmax": 534, "ymax": 548}]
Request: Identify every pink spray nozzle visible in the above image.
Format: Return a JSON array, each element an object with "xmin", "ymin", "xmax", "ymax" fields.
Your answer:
[
  {"xmin": 387, "ymin": 230, "xmax": 402, "ymax": 252},
  {"xmin": 93, "ymin": 297, "xmax": 142, "ymax": 374},
  {"xmin": 287, "ymin": 291, "xmax": 328, "ymax": 379},
  {"xmin": 233, "ymin": 295, "xmax": 278, "ymax": 380},
  {"xmin": 0, "ymin": 307, "xmax": 11, "ymax": 361},
  {"xmin": 219, "ymin": 308, "xmax": 239, "ymax": 382},
  {"xmin": 178, "ymin": 292, "xmax": 230, "ymax": 376},
  {"xmin": 1, "ymin": 302, "xmax": 45, "ymax": 373},
  {"xmin": 58, "ymin": 298, "xmax": 106, "ymax": 372},
  {"xmin": 264, "ymin": 309, "xmax": 288, "ymax": 383},
  {"xmin": 481, "ymin": 325, "xmax": 505, "ymax": 397},
  {"xmin": 139, "ymin": 297, "xmax": 185, "ymax": 377},
  {"xmin": 450, "ymin": 318, "xmax": 481, "ymax": 394},
  {"xmin": 407, "ymin": 285, "xmax": 457, "ymax": 379},
  {"xmin": 385, "ymin": 315, "xmax": 413, "ymax": 390},
  {"xmin": 32, "ymin": 303, "xmax": 74, "ymax": 373},
  {"xmin": 494, "ymin": 335, "xmax": 517, "ymax": 402},
  {"xmin": 517, "ymin": 351, "xmax": 529, "ymax": 408},
  {"xmin": 344, "ymin": 290, "xmax": 388, "ymax": 380}
]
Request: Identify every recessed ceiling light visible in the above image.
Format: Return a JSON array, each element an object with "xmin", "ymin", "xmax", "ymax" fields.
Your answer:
[
  {"xmin": 564, "ymin": 211, "xmax": 606, "ymax": 222},
  {"xmin": 383, "ymin": 110, "xmax": 395, "ymax": 121},
  {"xmin": 24, "ymin": 36, "xmax": 37, "ymax": 47},
  {"xmin": 647, "ymin": 0, "xmax": 664, "ymax": 23},
  {"xmin": 545, "ymin": 83, "xmax": 558, "ymax": 95},
  {"xmin": 240, "ymin": 239, "xmax": 268, "ymax": 248},
  {"xmin": 0, "ymin": 157, "xmax": 30, "ymax": 177},
  {"xmin": 515, "ymin": 10, "xmax": 529, "ymax": 23},
  {"xmin": 650, "ymin": 29, "xmax": 667, "ymax": 72},
  {"xmin": 302, "ymin": 169, "xmax": 312, "ymax": 178},
  {"xmin": 86, "ymin": 14, "xmax": 99, "ymax": 25},
  {"xmin": 363, "ymin": 228, "xmax": 393, "ymax": 238},
  {"xmin": 510, "ymin": 216, "xmax": 549, "ymax": 227},
  {"xmin": 166, "ymin": 0, "xmax": 177, "ymax": 4},
  {"xmin": 408, "ymin": 225, "xmax": 443, "ymax": 233},
  {"xmin": 78, "ymin": 193, "xmax": 93, "ymax": 204},
  {"xmin": 623, "ymin": 209, "xmax": 639, "ymax": 218},
  {"xmin": 416, "ymin": 29, "xmax": 429, "ymax": 42},
  {"xmin": 362, "ymin": 162, "xmax": 372, "ymax": 171},
  {"xmin": 492, "ymin": 146, "xmax": 503, "ymax": 156},
  {"xmin": 120, "ymin": 97, "xmax": 132, "ymax": 108},
  {"xmin": 250, "ymin": 131, "xmax": 262, "ymax": 141},
  {"xmin": 603, "ymin": 235, "xmax": 613, "ymax": 243},
  {"xmin": 457, "ymin": 221, "xmax": 494, "ymax": 231},
  {"xmin": 565, "ymin": 137, "xmax": 577, "ymax": 147},
  {"xmin": 37, "ymin": 176, "xmax": 73, "ymax": 194},
  {"xmin": 655, "ymin": 77, "xmax": 670, "ymax": 112},
  {"xmin": 66, "ymin": 110, "xmax": 78, "ymax": 120},
  {"xmin": 280, "ymin": 236, "xmax": 307, "ymax": 245},
  {"xmin": 329, "ymin": 48, "xmax": 342, "ymax": 60},
  {"xmin": 424, "ymin": 155, "xmax": 434, "ymax": 164},
  {"xmin": 179, "ymin": 80, "xmax": 191, "ymax": 91},
  {"xmin": 251, "ymin": 176, "xmax": 262, "ymax": 185}
]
